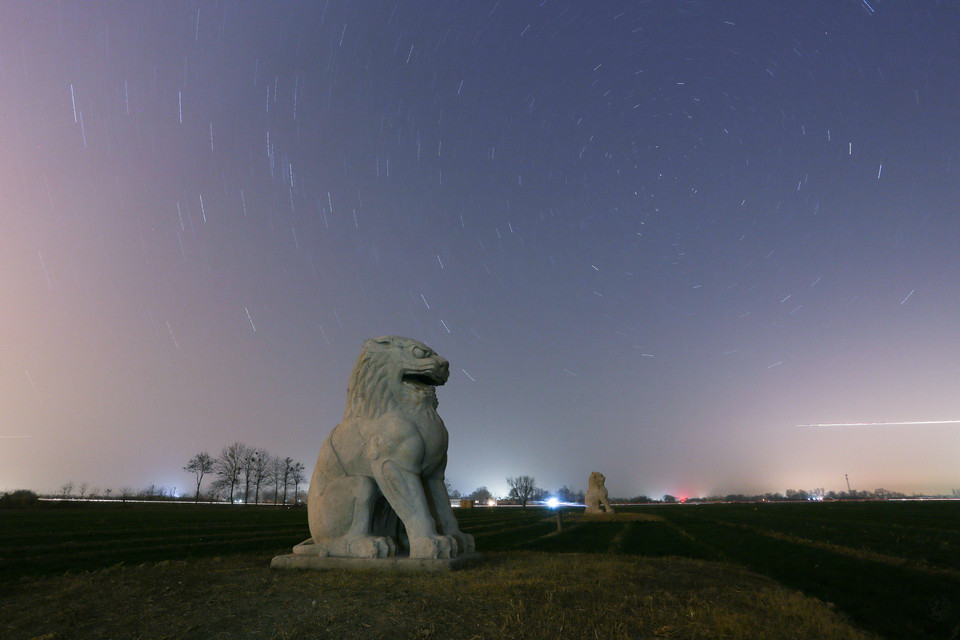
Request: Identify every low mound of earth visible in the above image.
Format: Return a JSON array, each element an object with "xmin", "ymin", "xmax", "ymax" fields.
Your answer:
[{"xmin": 2, "ymin": 551, "xmax": 875, "ymax": 640}]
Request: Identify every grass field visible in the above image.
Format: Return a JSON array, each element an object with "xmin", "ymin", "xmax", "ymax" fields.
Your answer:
[
  {"xmin": 0, "ymin": 501, "xmax": 307, "ymax": 584},
  {"xmin": 1, "ymin": 500, "xmax": 957, "ymax": 639}
]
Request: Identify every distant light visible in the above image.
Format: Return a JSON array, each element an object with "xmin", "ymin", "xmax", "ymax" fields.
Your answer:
[
  {"xmin": 486, "ymin": 499, "xmax": 497, "ymax": 507},
  {"xmin": 546, "ymin": 497, "xmax": 560, "ymax": 509}
]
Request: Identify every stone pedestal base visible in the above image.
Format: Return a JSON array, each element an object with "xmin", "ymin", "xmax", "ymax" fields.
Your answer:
[{"xmin": 270, "ymin": 552, "xmax": 483, "ymax": 573}]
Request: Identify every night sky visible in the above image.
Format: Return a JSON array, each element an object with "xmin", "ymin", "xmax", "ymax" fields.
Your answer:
[{"xmin": 2, "ymin": 1, "xmax": 959, "ymax": 500}]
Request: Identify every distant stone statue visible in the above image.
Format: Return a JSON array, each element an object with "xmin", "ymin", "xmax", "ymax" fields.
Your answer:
[
  {"xmin": 294, "ymin": 336, "xmax": 475, "ymax": 559},
  {"xmin": 584, "ymin": 471, "xmax": 615, "ymax": 514}
]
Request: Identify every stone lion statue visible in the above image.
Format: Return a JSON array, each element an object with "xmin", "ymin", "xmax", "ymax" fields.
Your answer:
[
  {"xmin": 584, "ymin": 471, "xmax": 615, "ymax": 514},
  {"xmin": 294, "ymin": 336, "xmax": 475, "ymax": 559}
]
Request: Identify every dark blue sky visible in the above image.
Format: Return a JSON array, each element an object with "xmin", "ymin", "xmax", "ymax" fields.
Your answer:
[{"xmin": 2, "ymin": 1, "xmax": 958, "ymax": 499}]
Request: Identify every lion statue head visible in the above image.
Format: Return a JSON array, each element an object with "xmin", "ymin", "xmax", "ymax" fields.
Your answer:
[
  {"xmin": 344, "ymin": 335, "xmax": 450, "ymax": 420},
  {"xmin": 589, "ymin": 472, "xmax": 606, "ymax": 491}
]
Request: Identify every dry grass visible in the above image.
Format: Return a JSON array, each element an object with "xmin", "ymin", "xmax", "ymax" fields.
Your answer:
[{"xmin": 2, "ymin": 551, "xmax": 877, "ymax": 640}]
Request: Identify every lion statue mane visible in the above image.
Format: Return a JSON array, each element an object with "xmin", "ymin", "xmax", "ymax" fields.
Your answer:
[
  {"xmin": 294, "ymin": 336, "xmax": 475, "ymax": 559},
  {"xmin": 584, "ymin": 471, "xmax": 615, "ymax": 514}
]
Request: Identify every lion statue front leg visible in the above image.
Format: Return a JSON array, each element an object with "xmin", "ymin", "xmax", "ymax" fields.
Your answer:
[
  {"xmin": 374, "ymin": 459, "xmax": 466, "ymax": 559},
  {"xmin": 311, "ymin": 476, "xmax": 397, "ymax": 558},
  {"xmin": 424, "ymin": 471, "xmax": 475, "ymax": 554},
  {"xmin": 298, "ymin": 446, "xmax": 397, "ymax": 558}
]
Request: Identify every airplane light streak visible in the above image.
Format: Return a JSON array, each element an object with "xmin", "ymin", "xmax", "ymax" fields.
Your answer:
[{"xmin": 797, "ymin": 420, "xmax": 960, "ymax": 427}]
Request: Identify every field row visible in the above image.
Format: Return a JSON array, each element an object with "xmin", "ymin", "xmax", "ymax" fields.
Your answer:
[
  {"xmin": 0, "ymin": 504, "xmax": 308, "ymax": 585},
  {"xmin": 461, "ymin": 502, "xmax": 960, "ymax": 640},
  {"xmin": 3, "ymin": 501, "xmax": 958, "ymax": 639}
]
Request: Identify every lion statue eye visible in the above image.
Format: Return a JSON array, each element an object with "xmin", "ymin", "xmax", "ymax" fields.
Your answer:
[{"xmin": 411, "ymin": 346, "xmax": 428, "ymax": 359}]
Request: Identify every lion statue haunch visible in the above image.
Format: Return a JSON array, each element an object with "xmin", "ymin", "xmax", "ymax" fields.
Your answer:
[
  {"xmin": 584, "ymin": 471, "xmax": 615, "ymax": 514},
  {"xmin": 294, "ymin": 336, "xmax": 475, "ymax": 559}
]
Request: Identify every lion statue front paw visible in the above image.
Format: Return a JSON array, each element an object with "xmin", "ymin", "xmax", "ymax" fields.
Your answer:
[
  {"xmin": 453, "ymin": 531, "xmax": 475, "ymax": 554},
  {"xmin": 409, "ymin": 535, "xmax": 461, "ymax": 559},
  {"xmin": 347, "ymin": 535, "xmax": 397, "ymax": 558}
]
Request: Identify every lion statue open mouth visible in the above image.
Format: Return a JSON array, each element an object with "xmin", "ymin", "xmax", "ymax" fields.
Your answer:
[{"xmin": 294, "ymin": 336, "xmax": 475, "ymax": 559}]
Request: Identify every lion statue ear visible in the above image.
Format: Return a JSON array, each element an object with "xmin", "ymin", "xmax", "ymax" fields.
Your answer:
[{"xmin": 366, "ymin": 336, "xmax": 394, "ymax": 348}]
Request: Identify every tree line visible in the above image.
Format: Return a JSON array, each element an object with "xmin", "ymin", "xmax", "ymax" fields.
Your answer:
[
  {"xmin": 184, "ymin": 442, "xmax": 307, "ymax": 505},
  {"xmin": 449, "ymin": 476, "xmax": 585, "ymax": 509},
  {"xmin": 34, "ymin": 443, "xmax": 309, "ymax": 505},
  {"xmin": 447, "ymin": 477, "xmax": 939, "ymax": 508},
  {"xmin": 20, "ymin": 466, "xmax": 951, "ymax": 508}
]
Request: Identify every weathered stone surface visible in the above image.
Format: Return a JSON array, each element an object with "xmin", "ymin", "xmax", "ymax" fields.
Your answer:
[
  {"xmin": 271, "ymin": 552, "xmax": 484, "ymax": 573},
  {"xmin": 584, "ymin": 471, "xmax": 615, "ymax": 514},
  {"xmin": 284, "ymin": 336, "xmax": 475, "ymax": 561}
]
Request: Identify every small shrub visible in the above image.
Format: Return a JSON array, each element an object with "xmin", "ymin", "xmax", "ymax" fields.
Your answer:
[{"xmin": 0, "ymin": 489, "xmax": 40, "ymax": 508}]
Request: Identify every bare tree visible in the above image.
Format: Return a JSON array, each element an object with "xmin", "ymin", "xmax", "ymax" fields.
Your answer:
[
  {"xmin": 215, "ymin": 442, "xmax": 248, "ymax": 503},
  {"xmin": 280, "ymin": 457, "xmax": 294, "ymax": 504},
  {"xmin": 241, "ymin": 450, "xmax": 255, "ymax": 503},
  {"xmin": 184, "ymin": 452, "xmax": 214, "ymax": 502},
  {"xmin": 60, "ymin": 481, "xmax": 74, "ymax": 499},
  {"xmin": 240, "ymin": 448, "xmax": 269, "ymax": 504},
  {"xmin": 252, "ymin": 450, "xmax": 270, "ymax": 504},
  {"xmin": 507, "ymin": 475, "xmax": 541, "ymax": 510},
  {"xmin": 556, "ymin": 485, "xmax": 584, "ymax": 503},
  {"xmin": 208, "ymin": 477, "xmax": 233, "ymax": 501},
  {"xmin": 77, "ymin": 482, "xmax": 88, "ymax": 499},
  {"xmin": 469, "ymin": 486, "xmax": 493, "ymax": 503},
  {"xmin": 138, "ymin": 484, "xmax": 163, "ymax": 499},
  {"xmin": 444, "ymin": 478, "xmax": 461, "ymax": 499},
  {"xmin": 267, "ymin": 455, "xmax": 286, "ymax": 504},
  {"xmin": 289, "ymin": 461, "xmax": 306, "ymax": 505}
]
